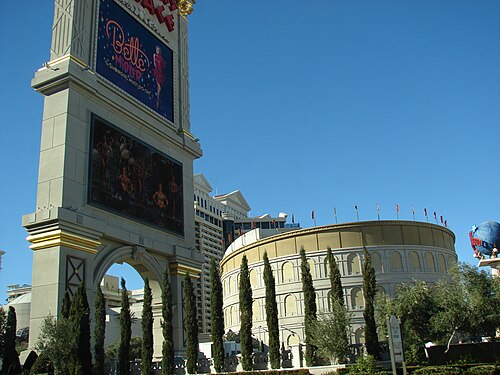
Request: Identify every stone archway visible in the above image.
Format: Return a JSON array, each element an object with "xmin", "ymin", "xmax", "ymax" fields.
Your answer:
[{"xmin": 92, "ymin": 245, "xmax": 166, "ymax": 358}]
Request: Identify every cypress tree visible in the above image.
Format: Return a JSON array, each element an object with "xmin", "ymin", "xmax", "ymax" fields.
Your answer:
[
  {"xmin": 119, "ymin": 278, "xmax": 132, "ymax": 375},
  {"xmin": 70, "ymin": 282, "xmax": 92, "ymax": 375},
  {"xmin": 327, "ymin": 247, "xmax": 344, "ymax": 307},
  {"xmin": 61, "ymin": 290, "xmax": 71, "ymax": 319},
  {"xmin": 94, "ymin": 284, "xmax": 106, "ymax": 375},
  {"xmin": 362, "ymin": 247, "xmax": 380, "ymax": 359},
  {"xmin": 1, "ymin": 306, "xmax": 20, "ymax": 374},
  {"xmin": 300, "ymin": 247, "xmax": 317, "ymax": 366},
  {"xmin": 325, "ymin": 247, "xmax": 350, "ymax": 364},
  {"xmin": 239, "ymin": 254, "xmax": 253, "ymax": 371},
  {"xmin": 161, "ymin": 268, "xmax": 174, "ymax": 375},
  {"xmin": 183, "ymin": 273, "xmax": 199, "ymax": 374},
  {"xmin": 209, "ymin": 258, "xmax": 225, "ymax": 373},
  {"xmin": 263, "ymin": 251, "xmax": 280, "ymax": 369},
  {"xmin": 141, "ymin": 278, "xmax": 153, "ymax": 375}
]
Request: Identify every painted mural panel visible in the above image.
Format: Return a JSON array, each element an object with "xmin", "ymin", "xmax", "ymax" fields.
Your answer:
[
  {"xmin": 89, "ymin": 115, "xmax": 183, "ymax": 235},
  {"xmin": 96, "ymin": 0, "xmax": 174, "ymax": 122}
]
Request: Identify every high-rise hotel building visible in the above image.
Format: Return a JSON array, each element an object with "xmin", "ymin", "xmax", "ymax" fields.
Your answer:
[{"xmin": 193, "ymin": 174, "xmax": 298, "ymax": 338}]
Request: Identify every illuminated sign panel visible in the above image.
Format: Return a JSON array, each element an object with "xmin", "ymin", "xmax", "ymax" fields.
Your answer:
[
  {"xmin": 96, "ymin": 0, "xmax": 174, "ymax": 122},
  {"xmin": 89, "ymin": 115, "xmax": 184, "ymax": 235}
]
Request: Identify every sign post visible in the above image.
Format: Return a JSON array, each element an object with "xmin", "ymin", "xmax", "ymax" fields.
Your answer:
[{"xmin": 387, "ymin": 315, "xmax": 406, "ymax": 375}]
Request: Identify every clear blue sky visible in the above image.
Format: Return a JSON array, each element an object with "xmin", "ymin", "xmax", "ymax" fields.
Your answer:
[{"xmin": 1, "ymin": 1, "xmax": 499, "ymax": 302}]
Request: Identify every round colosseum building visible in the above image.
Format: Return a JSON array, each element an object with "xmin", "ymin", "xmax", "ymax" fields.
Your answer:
[{"xmin": 219, "ymin": 220, "xmax": 457, "ymax": 347}]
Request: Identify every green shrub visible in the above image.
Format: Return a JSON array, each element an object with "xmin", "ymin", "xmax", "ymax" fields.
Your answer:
[
  {"xmin": 29, "ymin": 351, "xmax": 53, "ymax": 375},
  {"xmin": 411, "ymin": 366, "xmax": 463, "ymax": 374},
  {"xmin": 348, "ymin": 355, "xmax": 382, "ymax": 374},
  {"xmin": 464, "ymin": 365, "xmax": 497, "ymax": 375}
]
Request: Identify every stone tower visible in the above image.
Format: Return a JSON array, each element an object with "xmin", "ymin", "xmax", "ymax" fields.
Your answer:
[{"xmin": 23, "ymin": 0, "xmax": 201, "ymax": 356}]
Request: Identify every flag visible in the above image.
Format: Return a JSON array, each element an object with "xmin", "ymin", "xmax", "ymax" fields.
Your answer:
[
  {"xmin": 252, "ymin": 221, "xmax": 256, "ymax": 229},
  {"xmin": 238, "ymin": 227, "xmax": 242, "ymax": 236},
  {"xmin": 291, "ymin": 215, "xmax": 295, "ymax": 224},
  {"xmin": 424, "ymin": 208, "xmax": 427, "ymax": 216},
  {"xmin": 433, "ymin": 211, "xmax": 437, "ymax": 220},
  {"xmin": 396, "ymin": 204, "xmax": 400, "ymax": 213},
  {"xmin": 312, "ymin": 210, "xmax": 315, "ymax": 220},
  {"xmin": 440, "ymin": 215, "xmax": 443, "ymax": 224},
  {"xmin": 445, "ymin": 220, "xmax": 448, "ymax": 227}
]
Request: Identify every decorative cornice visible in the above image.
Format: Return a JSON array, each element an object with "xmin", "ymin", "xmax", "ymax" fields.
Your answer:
[
  {"xmin": 169, "ymin": 262, "xmax": 201, "ymax": 278},
  {"xmin": 27, "ymin": 229, "xmax": 101, "ymax": 254},
  {"xmin": 178, "ymin": 0, "xmax": 196, "ymax": 17}
]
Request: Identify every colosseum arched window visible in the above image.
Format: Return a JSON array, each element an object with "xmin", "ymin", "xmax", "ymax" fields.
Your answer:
[
  {"xmin": 284, "ymin": 294, "xmax": 297, "ymax": 316},
  {"xmin": 371, "ymin": 252, "xmax": 383, "ymax": 273},
  {"xmin": 425, "ymin": 252, "xmax": 436, "ymax": 272},
  {"xmin": 227, "ymin": 275, "xmax": 232, "ymax": 295},
  {"xmin": 376, "ymin": 285, "xmax": 386, "ymax": 295},
  {"xmin": 287, "ymin": 334, "xmax": 299, "ymax": 346},
  {"xmin": 438, "ymin": 253, "xmax": 447, "ymax": 273},
  {"xmin": 249, "ymin": 268, "xmax": 258, "ymax": 288},
  {"xmin": 350, "ymin": 287, "xmax": 364, "ymax": 310},
  {"xmin": 347, "ymin": 253, "xmax": 361, "ymax": 275},
  {"xmin": 232, "ymin": 306, "xmax": 238, "ymax": 325},
  {"xmin": 409, "ymin": 251, "xmax": 421, "ymax": 272},
  {"xmin": 227, "ymin": 306, "xmax": 233, "ymax": 325},
  {"xmin": 282, "ymin": 262, "xmax": 294, "ymax": 283},
  {"xmin": 252, "ymin": 300, "xmax": 261, "ymax": 321},
  {"xmin": 390, "ymin": 251, "xmax": 403, "ymax": 272},
  {"xmin": 307, "ymin": 259, "xmax": 316, "ymax": 278},
  {"xmin": 354, "ymin": 327, "xmax": 365, "ymax": 344}
]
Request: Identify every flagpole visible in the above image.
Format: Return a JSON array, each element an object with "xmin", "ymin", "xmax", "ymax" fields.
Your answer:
[
  {"xmin": 355, "ymin": 205, "xmax": 359, "ymax": 222},
  {"xmin": 334, "ymin": 207, "xmax": 338, "ymax": 224},
  {"xmin": 412, "ymin": 206, "xmax": 415, "ymax": 221},
  {"xmin": 377, "ymin": 203, "xmax": 380, "ymax": 221}
]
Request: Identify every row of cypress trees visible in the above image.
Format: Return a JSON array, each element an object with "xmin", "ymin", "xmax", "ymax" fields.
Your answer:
[
  {"xmin": 36, "ymin": 266, "xmax": 178, "ymax": 375},
  {"xmin": 230, "ymin": 245, "xmax": 380, "ymax": 370}
]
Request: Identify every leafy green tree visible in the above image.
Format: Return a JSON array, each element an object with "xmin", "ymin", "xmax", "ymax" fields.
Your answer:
[
  {"xmin": 94, "ymin": 284, "xmax": 106, "ymax": 375},
  {"xmin": 430, "ymin": 264, "xmax": 500, "ymax": 349},
  {"xmin": 394, "ymin": 279, "xmax": 437, "ymax": 360},
  {"xmin": 61, "ymin": 291, "xmax": 71, "ymax": 319},
  {"xmin": 312, "ymin": 300, "xmax": 352, "ymax": 364},
  {"xmin": 239, "ymin": 254, "xmax": 253, "ymax": 371},
  {"xmin": 34, "ymin": 314, "xmax": 75, "ymax": 374},
  {"xmin": 327, "ymin": 247, "xmax": 344, "ymax": 307},
  {"xmin": 161, "ymin": 268, "xmax": 174, "ymax": 375},
  {"xmin": 209, "ymin": 258, "xmax": 225, "ymax": 373},
  {"xmin": 362, "ymin": 248, "xmax": 380, "ymax": 359},
  {"xmin": 310, "ymin": 247, "xmax": 351, "ymax": 365},
  {"xmin": 141, "ymin": 278, "xmax": 153, "ymax": 375},
  {"xmin": 183, "ymin": 273, "xmax": 199, "ymax": 374},
  {"xmin": 70, "ymin": 283, "xmax": 92, "ymax": 375},
  {"xmin": 119, "ymin": 278, "xmax": 132, "ymax": 375},
  {"xmin": 300, "ymin": 247, "xmax": 318, "ymax": 366},
  {"xmin": 106, "ymin": 337, "xmax": 142, "ymax": 363},
  {"xmin": 263, "ymin": 251, "xmax": 280, "ymax": 369},
  {"xmin": 311, "ymin": 301, "xmax": 352, "ymax": 364},
  {"xmin": 1, "ymin": 306, "xmax": 20, "ymax": 374}
]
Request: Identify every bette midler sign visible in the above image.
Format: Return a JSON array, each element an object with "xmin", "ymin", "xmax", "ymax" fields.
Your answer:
[{"xmin": 96, "ymin": 0, "xmax": 174, "ymax": 122}]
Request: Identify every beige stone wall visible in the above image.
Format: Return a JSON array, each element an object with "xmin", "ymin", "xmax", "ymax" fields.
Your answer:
[{"xmin": 220, "ymin": 220, "xmax": 457, "ymax": 346}]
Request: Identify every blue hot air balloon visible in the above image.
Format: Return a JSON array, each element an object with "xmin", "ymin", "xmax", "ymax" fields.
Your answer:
[{"xmin": 470, "ymin": 221, "xmax": 500, "ymax": 257}]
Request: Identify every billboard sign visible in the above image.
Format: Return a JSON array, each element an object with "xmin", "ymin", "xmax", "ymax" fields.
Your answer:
[
  {"xmin": 89, "ymin": 115, "xmax": 184, "ymax": 235},
  {"xmin": 96, "ymin": 0, "xmax": 174, "ymax": 122}
]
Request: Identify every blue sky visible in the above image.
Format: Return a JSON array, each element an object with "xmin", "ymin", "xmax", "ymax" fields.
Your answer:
[{"xmin": 1, "ymin": 1, "xmax": 499, "ymax": 302}]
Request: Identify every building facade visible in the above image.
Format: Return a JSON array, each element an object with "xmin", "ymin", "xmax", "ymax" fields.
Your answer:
[
  {"xmin": 193, "ymin": 173, "xmax": 298, "ymax": 339},
  {"xmin": 220, "ymin": 220, "xmax": 457, "ymax": 347}
]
